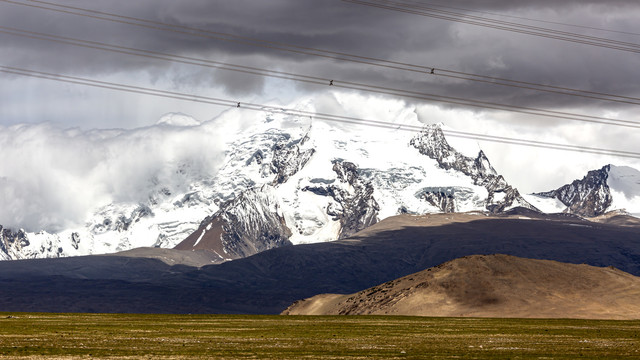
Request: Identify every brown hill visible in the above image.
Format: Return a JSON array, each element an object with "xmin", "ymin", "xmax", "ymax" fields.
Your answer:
[
  {"xmin": 283, "ymin": 254, "xmax": 640, "ymax": 320},
  {"xmin": 174, "ymin": 217, "xmax": 228, "ymax": 261},
  {"xmin": 590, "ymin": 211, "xmax": 640, "ymax": 227}
]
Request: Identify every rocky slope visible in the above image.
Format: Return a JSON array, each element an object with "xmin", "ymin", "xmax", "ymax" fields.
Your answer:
[
  {"xmin": 282, "ymin": 254, "xmax": 640, "ymax": 320},
  {"xmin": 302, "ymin": 160, "xmax": 380, "ymax": 239},
  {"xmin": 533, "ymin": 165, "xmax": 640, "ymax": 217},
  {"xmin": 410, "ymin": 126, "xmax": 534, "ymax": 213},
  {"xmin": 174, "ymin": 185, "xmax": 292, "ymax": 262}
]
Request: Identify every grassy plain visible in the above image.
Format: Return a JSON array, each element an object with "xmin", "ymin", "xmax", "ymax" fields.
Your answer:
[{"xmin": 0, "ymin": 313, "xmax": 639, "ymax": 359}]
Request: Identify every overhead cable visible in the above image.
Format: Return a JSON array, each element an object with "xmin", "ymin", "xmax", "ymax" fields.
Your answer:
[
  {"xmin": 342, "ymin": 0, "xmax": 640, "ymax": 53},
  {"xmin": 1, "ymin": 26, "xmax": 639, "ymax": 129},
  {"xmin": 1, "ymin": 65, "xmax": 639, "ymax": 159},
  {"xmin": 1, "ymin": 0, "xmax": 639, "ymax": 107},
  {"xmin": 408, "ymin": 0, "xmax": 640, "ymax": 37}
]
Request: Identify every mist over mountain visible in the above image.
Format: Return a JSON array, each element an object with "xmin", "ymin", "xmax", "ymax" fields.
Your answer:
[
  {"xmin": 0, "ymin": 113, "xmax": 225, "ymax": 233},
  {"xmin": 1, "ymin": 95, "xmax": 639, "ymax": 261}
]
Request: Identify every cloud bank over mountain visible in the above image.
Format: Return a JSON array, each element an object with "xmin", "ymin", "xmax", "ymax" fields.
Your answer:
[
  {"xmin": 0, "ymin": 114, "xmax": 224, "ymax": 232},
  {"xmin": 2, "ymin": 93, "xmax": 638, "ymax": 235}
]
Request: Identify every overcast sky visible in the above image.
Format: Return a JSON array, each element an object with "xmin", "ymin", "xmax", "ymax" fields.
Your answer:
[{"xmin": 1, "ymin": 0, "xmax": 639, "ymax": 230}]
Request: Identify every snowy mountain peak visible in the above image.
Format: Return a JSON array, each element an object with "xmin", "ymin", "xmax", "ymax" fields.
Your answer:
[
  {"xmin": 0, "ymin": 226, "xmax": 29, "ymax": 260},
  {"xmin": 156, "ymin": 113, "xmax": 201, "ymax": 127},
  {"xmin": 410, "ymin": 125, "xmax": 498, "ymax": 179},
  {"xmin": 410, "ymin": 125, "xmax": 533, "ymax": 214},
  {"xmin": 410, "ymin": 124, "xmax": 458, "ymax": 166},
  {"xmin": 1, "ymin": 104, "xmax": 541, "ymax": 260},
  {"xmin": 534, "ymin": 164, "xmax": 640, "ymax": 217},
  {"xmin": 174, "ymin": 184, "xmax": 292, "ymax": 262}
]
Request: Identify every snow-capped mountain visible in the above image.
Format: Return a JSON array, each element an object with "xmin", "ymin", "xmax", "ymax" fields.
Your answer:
[
  {"xmin": 0, "ymin": 185, "xmax": 219, "ymax": 261},
  {"xmin": 409, "ymin": 126, "xmax": 533, "ymax": 214},
  {"xmin": 1, "ymin": 100, "xmax": 534, "ymax": 260},
  {"xmin": 531, "ymin": 165, "xmax": 640, "ymax": 217},
  {"xmin": 174, "ymin": 185, "xmax": 292, "ymax": 262}
]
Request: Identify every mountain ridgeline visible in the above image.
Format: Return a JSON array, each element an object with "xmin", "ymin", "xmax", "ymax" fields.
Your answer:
[
  {"xmin": 1, "ymin": 112, "xmax": 639, "ymax": 261},
  {"xmin": 174, "ymin": 185, "xmax": 292, "ymax": 262},
  {"xmin": 536, "ymin": 165, "xmax": 613, "ymax": 217},
  {"xmin": 410, "ymin": 126, "xmax": 533, "ymax": 213}
]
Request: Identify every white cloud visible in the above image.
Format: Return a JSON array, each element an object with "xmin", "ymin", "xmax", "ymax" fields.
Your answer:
[{"xmin": 0, "ymin": 116, "xmax": 225, "ymax": 232}]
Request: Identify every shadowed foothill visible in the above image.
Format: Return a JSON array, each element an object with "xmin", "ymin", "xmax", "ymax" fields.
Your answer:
[{"xmin": 0, "ymin": 213, "xmax": 639, "ymax": 316}]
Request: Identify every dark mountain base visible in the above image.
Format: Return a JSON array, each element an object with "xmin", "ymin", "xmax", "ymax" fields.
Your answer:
[{"xmin": 0, "ymin": 214, "xmax": 639, "ymax": 314}]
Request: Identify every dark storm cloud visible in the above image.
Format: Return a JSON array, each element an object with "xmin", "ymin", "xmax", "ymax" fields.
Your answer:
[
  {"xmin": 1, "ymin": 0, "xmax": 639, "ymax": 117},
  {"xmin": 423, "ymin": 0, "xmax": 638, "ymax": 11}
]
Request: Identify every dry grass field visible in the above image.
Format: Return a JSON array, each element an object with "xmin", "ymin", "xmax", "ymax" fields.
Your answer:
[{"xmin": 0, "ymin": 313, "xmax": 639, "ymax": 359}]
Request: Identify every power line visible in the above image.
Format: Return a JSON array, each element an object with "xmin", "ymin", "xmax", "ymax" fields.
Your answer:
[
  {"xmin": 0, "ymin": 26, "xmax": 327, "ymax": 86},
  {"xmin": 342, "ymin": 0, "xmax": 640, "ymax": 53},
  {"xmin": 2, "ymin": 0, "xmax": 639, "ymax": 108},
  {"xmin": 1, "ymin": 65, "xmax": 639, "ymax": 160},
  {"xmin": 1, "ymin": 26, "xmax": 639, "ymax": 130},
  {"xmin": 399, "ymin": 0, "xmax": 640, "ymax": 37},
  {"xmin": 346, "ymin": 0, "xmax": 640, "ymax": 52}
]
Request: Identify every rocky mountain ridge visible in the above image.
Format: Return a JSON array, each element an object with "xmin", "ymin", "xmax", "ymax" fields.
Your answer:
[
  {"xmin": 410, "ymin": 126, "xmax": 534, "ymax": 214},
  {"xmin": 174, "ymin": 185, "xmax": 292, "ymax": 262},
  {"xmin": 535, "ymin": 164, "xmax": 640, "ymax": 217},
  {"xmin": 1, "ymin": 106, "xmax": 639, "ymax": 261},
  {"xmin": 303, "ymin": 160, "xmax": 380, "ymax": 239}
]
